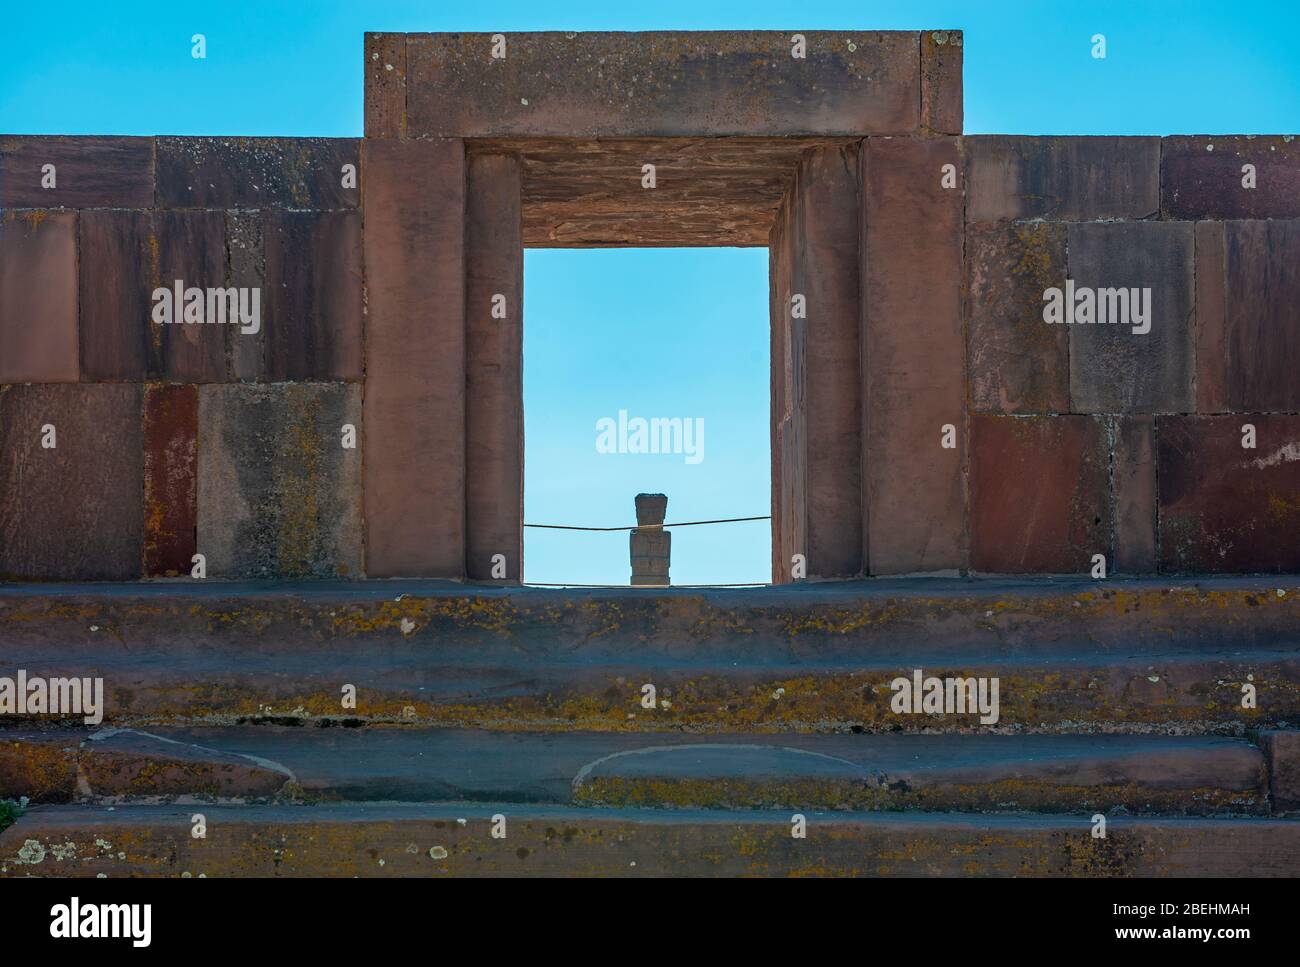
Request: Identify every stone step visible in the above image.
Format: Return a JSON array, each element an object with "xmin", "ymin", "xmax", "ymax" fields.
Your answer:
[
  {"xmin": 0, "ymin": 727, "xmax": 1278, "ymax": 816},
  {"xmin": 2, "ymin": 577, "xmax": 1298, "ymax": 732},
  {"xmin": 4, "ymin": 802, "xmax": 1298, "ymax": 877}
]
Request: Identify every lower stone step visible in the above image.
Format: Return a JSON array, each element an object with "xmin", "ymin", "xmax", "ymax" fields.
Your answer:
[
  {"xmin": 3, "ymin": 803, "xmax": 1298, "ymax": 877},
  {"xmin": 0, "ymin": 727, "xmax": 1274, "ymax": 815}
]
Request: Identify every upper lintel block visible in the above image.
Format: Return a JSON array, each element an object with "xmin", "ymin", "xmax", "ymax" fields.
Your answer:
[{"xmin": 379, "ymin": 31, "xmax": 944, "ymax": 138}]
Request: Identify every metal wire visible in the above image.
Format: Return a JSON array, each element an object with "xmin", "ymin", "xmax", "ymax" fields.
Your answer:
[{"xmin": 524, "ymin": 515, "xmax": 769, "ymax": 532}]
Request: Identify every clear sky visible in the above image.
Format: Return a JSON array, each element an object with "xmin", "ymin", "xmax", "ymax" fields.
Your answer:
[{"xmin": 3, "ymin": 2, "xmax": 1297, "ymax": 584}]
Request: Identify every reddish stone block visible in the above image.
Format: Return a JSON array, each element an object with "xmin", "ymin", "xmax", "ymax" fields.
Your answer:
[
  {"xmin": 1222, "ymin": 220, "xmax": 1300, "ymax": 412},
  {"xmin": 862, "ymin": 137, "xmax": 964, "ymax": 574},
  {"xmin": 0, "ymin": 211, "xmax": 78, "ymax": 382},
  {"xmin": 362, "ymin": 139, "xmax": 466, "ymax": 577},
  {"xmin": 406, "ymin": 32, "xmax": 921, "ymax": 137},
  {"xmin": 1067, "ymin": 222, "xmax": 1195, "ymax": 413},
  {"xmin": 0, "ymin": 384, "xmax": 143, "ymax": 580},
  {"xmin": 1158, "ymin": 416, "xmax": 1300, "ymax": 573},
  {"xmin": 1195, "ymin": 221, "xmax": 1228, "ymax": 412},
  {"xmin": 143, "ymin": 384, "xmax": 197, "ymax": 577},
  {"xmin": 155, "ymin": 137, "xmax": 359, "ymax": 210},
  {"xmin": 264, "ymin": 211, "xmax": 362, "ymax": 381},
  {"xmin": 769, "ymin": 190, "xmax": 803, "ymax": 582},
  {"xmin": 970, "ymin": 415, "xmax": 1110, "ymax": 574},
  {"xmin": 965, "ymin": 221, "xmax": 1068, "ymax": 413},
  {"xmin": 921, "ymin": 30, "xmax": 963, "ymax": 135},
  {"xmin": 965, "ymin": 136, "xmax": 1160, "ymax": 222},
  {"xmin": 465, "ymin": 153, "xmax": 523, "ymax": 582},
  {"xmin": 1262, "ymin": 731, "xmax": 1300, "ymax": 814},
  {"xmin": 1162, "ymin": 136, "xmax": 1300, "ymax": 219},
  {"xmin": 79, "ymin": 211, "xmax": 228, "ymax": 381},
  {"xmin": 0, "ymin": 136, "xmax": 153, "ymax": 208},
  {"xmin": 1114, "ymin": 416, "xmax": 1156, "ymax": 573},
  {"xmin": 365, "ymin": 33, "xmax": 408, "ymax": 139}
]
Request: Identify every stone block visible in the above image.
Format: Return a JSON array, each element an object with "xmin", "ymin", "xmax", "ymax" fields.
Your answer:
[
  {"xmin": 635, "ymin": 493, "xmax": 668, "ymax": 527},
  {"xmin": 970, "ymin": 414, "xmax": 1110, "ymax": 573},
  {"xmin": 0, "ymin": 136, "xmax": 153, "ymax": 208},
  {"xmin": 921, "ymin": 30, "xmax": 963, "ymax": 135},
  {"xmin": 0, "ymin": 384, "xmax": 142, "ymax": 580},
  {"xmin": 965, "ymin": 136, "xmax": 1160, "ymax": 222},
  {"xmin": 630, "ymin": 530, "xmax": 671, "ymax": 586},
  {"xmin": 143, "ymin": 384, "xmax": 198, "ymax": 578},
  {"xmin": 364, "ymin": 33, "xmax": 408, "ymax": 139},
  {"xmin": 1162, "ymin": 136, "xmax": 1300, "ymax": 219},
  {"xmin": 1067, "ymin": 221, "xmax": 1194, "ymax": 413},
  {"xmin": 155, "ymin": 137, "xmax": 359, "ymax": 210},
  {"xmin": 196, "ymin": 383, "xmax": 362, "ymax": 578},
  {"xmin": 965, "ymin": 221, "xmax": 1068, "ymax": 413},
  {"xmin": 0, "ymin": 211, "xmax": 78, "ymax": 382},
  {"xmin": 1261, "ymin": 731, "xmax": 1300, "ymax": 814},
  {"xmin": 1158, "ymin": 415, "xmax": 1300, "ymax": 573},
  {"xmin": 1114, "ymin": 415, "xmax": 1156, "ymax": 573}
]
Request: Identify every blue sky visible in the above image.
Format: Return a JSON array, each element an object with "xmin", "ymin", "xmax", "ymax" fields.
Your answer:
[{"xmin": 3, "ymin": 2, "xmax": 1297, "ymax": 584}]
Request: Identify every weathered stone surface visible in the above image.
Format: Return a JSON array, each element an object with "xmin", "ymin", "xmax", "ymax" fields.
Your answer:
[
  {"xmin": 155, "ymin": 137, "xmax": 359, "ymax": 210},
  {"xmin": 263, "ymin": 211, "xmax": 363, "ymax": 381},
  {"xmin": 970, "ymin": 415, "xmax": 1110, "ymax": 574},
  {"xmin": 862, "ymin": 137, "xmax": 964, "ymax": 574},
  {"xmin": 362, "ymin": 140, "xmax": 466, "ymax": 578},
  {"xmin": 143, "ymin": 384, "xmax": 197, "ymax": 578},
  {"xmin": 78, "ymin": 211, "xmax": 228, "ymax": 381},
  {"xmin": 0, "ymin": 211, "xmax": 78, "ymax": 382},
  {"xmin": 921, "ymin": 30, "xmax": 963, "ymax": 135},
  {"xmin": 1114, "ymin": 416, "xmax": 1156, "ymax": 574},
  {"xmin": 769, "ymin": 187, "xmax": 803, "ymax": 582},
  {"xmin": 465, "ymin": 153, "xmax": 523, "ymax": 582},
  {"xmin": 1195, "ymin": 220, "xmax": 1228, "ymax": 412},
  {"xmin": 1162, "ymin": 136, "xmax": 1300, "ymax": 219},
  {"xmin": 1262, "ymin": 730, "xmax": 1300, "ymax": 814},
  {"xmin": 630, "ymin": 530, "xmax": 671, "ymax": 586},
  {"xmin": 772, "ymin": 145, "xmax": 861, "ymax": 579},
  {"xmin": 1158, "ymin": 415, "xmax": 1300, "ymax": 573},
  {"xmin": 1221, "ymin": 220, "xmax": 1300, "ymax": 411},
  {"xmin": 224, "ymin": 213, "xmax": 266, "ymax": 380},
  {"xmin": 965, "ymin": 136, "xmax": 1160, "ymax": 222},
  {"xmin": 406, "ymin": 32, "xmax": 922, "ymax": 138},
  {"xmin": 364, "ymin": 33, "xmax": 407, "ymax": 139},
  {"xmin": 0, "ymin": 384, "xmax": 142, "ymax": 580},
  {"xmin": 1067, "ymin": 222, "xmax": 1194, "ymax": 413},
  {"xmin": 635, "ymin": 493, "xmax": 668, "ymax": 527},
  {"xmin": 0, "ymin": 136, "xmax": 153, "ymax": 208},
  {"xmin": 196, "ymin": 383, "xmax": 362, "ymax": 578},
  {"xmin": 965, "ymin": 221, "xmax": 1068, "ymax": 413}
]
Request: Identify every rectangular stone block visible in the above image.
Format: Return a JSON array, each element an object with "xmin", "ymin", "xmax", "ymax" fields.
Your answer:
[
  {"xmin": 156, "ymin": 137, "xmax": 359, "ymax": 210},
  {"xmin": 862, "ymin": 137, "xmax": 965, "ymax": 574},
  {"xmin": 769, "ymin": 192, "xmax": 804, "ymax": 582},
  {"xmin": 362, "ymin": 139, "xmax": 466, "ymax": 577},
  {"xmin": 630, "ymin": 530, "xmax": 671, "ymax": 586},
  {"xmin": 1067, "ymin": 222, "xmax": 1194, "ymax": 413},
  {"xmin": 970, "ymin": 415, "xmax": 1110, "ymax": 574},
  {"xmin": 1194, "ymin": 221, "xmax": 1228, "ymax": 412},
  {"xmin": 965, "ymin": 221, "xmax": 1068, "ymax": 413},
  {"xmin": 1262, "ymin": 731, "xmax": 1300, "ymax": 814},
  {"xmin": 921, "ymin": 30, "xmax": 963, "ymax": 135},
  {"xmin": 225, "ymin": 213, "xmax": 266, "ymax": 380},
  {"xmin": 465, "ymin": 153, "xmax": 523, "ymax": 582},
  {"xmin": 196, "ymin": 383, "xmax": 362, "ymax": 578},
  {"xmin": 0, "ymin": 136, "xmax": 153, "ymax": 208},
  {"xmin": 406, "ymin": 32, "xmax": 921, "ymax": 137},
  {"xmin": 79, "ymin": 211, "xmax": 229, "ymax": 382},
  {"xmin": 0, "ymin": 384, "xmax": 143, "ymax": 580},
  {"xmin": 143, "ymin": 384, "xmax": 197, "ymax": 577},
  {"xmin": 264, "ymin": 211, "xmax": 363, "ymax": 381},
  {"xmin": 1158, "ymin": 415, "xmax": 1300, "ymax": 573},
  {"xmin": 965, "ymin": 136, "xmax": 1160, "ymax": 222},
  {"xmin": 1114, "ymin": 415, "xmax": 1156, "ymax": 573},
  {"xmin": 365, "ymin": 33, "xmax": 408, "ymax": 139},
  {"xmin": 1162, "ymin": 136, "xmax": 1300, "ymax": 219},
  {"xmin": 0, "ymin": 211, "xmax": 78, "ymax": 382}
]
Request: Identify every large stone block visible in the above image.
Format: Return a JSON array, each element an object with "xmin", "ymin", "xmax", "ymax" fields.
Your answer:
[
  {"xmin": 362, "ymin": 139, "xmax": 466, "ymax": 577},
  {"xmin": 143, "ymin": 384, "xmax": 197, "ymax": 578},
  {"xmin": 1196, "ymin": 220, "xmax": 1300, "ymax": 412},
  {"xmin": 0, "ymin": 384, "xmax": 143, "ymax": 580},
  {"xmin": 970, "ymin": 415, "xmax": 1110, "ymax": 574},
  {"xmin": 1113, "ymin": 415, "xmax": 1156, "ymax": 573},
  {"xmin": 196, "ymin": 383, "xmax": 362, "ymax": 578},
  {"xmin": 1262, "ymin": 731, "xmax": 1300, "ymax": 814},
  {"xmin": 0, "ymin": 211, "xmax": 78, "ymax": 382},
  {"xmin": 862, "ymin": 137, "xmax": 964, "ymax": 574},
  {"xmin": 78, "ymin": 210, "xmax": 229, "ymax": 382},
  {"xmin": 1158, "ymin": 415, "xmax": 1300, "ymax": 573},
  {"xmin": 224, "ymin": 213, "xmax": 266, "ymax": 381},
  {"xmin": 965, "ymin": 136, "xmax": 1160, "ymax": 222},
  {"xmin": 364, "ymin": 33, "xmax": 408, "ymax": 139},
  {"xmin": 921, "ymin": 30, "xmax": 963, "ymax": 135},
  {"xmin": 465, "ymin": 153, "xmax": 523, "ymax": 582},
  {"xmin": 965, "ymin": 221, "xmax": 1068, "ymax": 413},
  {"xmin": 406, "ymin": 32, "xmax": 922, "ymax": 137},
  {"xmin": 1162, "ymin": 136, "xmax": 1300, "ymax": 219},
  {"xmin": 155, "ymin": 137, "xmax": 359, "ymax": 210},
  {"xmin": 0, "ymin": 136, "xmax": 153, "ymax": 208},
  {"xmin": 263, "ymin": 211, "xmax": 363, "ymax": 381},
  {"xmin": 1067, "ymin": 222, "xmax": 1195, "ymax": 413}
]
